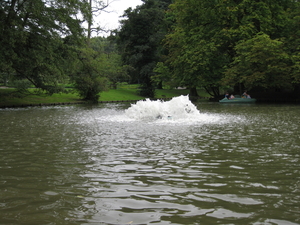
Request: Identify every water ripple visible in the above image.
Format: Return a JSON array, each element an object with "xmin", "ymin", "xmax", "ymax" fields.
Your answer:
[{"xmin": 0, "ymin": 103, "xmax": 299, "ymax": 224}]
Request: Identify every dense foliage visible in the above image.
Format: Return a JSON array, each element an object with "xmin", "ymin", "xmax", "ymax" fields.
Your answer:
[
  {"xmin": 0, "ymin": 0, "xmax": 87, "ymax": 93},
  {"xmin": 70, "ymin": 37, "xmax": 129, "ymax": 101},
  {"xmin": 1, "ymin": 0, "xmax": 299, "ymax": 101},
  {"xmin": 114, "ymin": 0, "xmax": 172, "ymax": 98},
  {"xmin": 157, "ymin": 0, "xmax": 300, "ymax": 97},
  {"xmin": 0, "ymin": 0, "xmax": 124, "ymax": 102}
]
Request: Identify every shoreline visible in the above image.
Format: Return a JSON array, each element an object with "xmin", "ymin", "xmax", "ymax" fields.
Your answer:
[{"xmin": 0, "ymin": 97, "xmax": 215, "ymax": 109}]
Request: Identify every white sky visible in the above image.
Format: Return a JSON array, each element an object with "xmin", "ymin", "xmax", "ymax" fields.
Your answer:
[{"xmin": 93, "ymin": 0, "xmax": 143, "ymax": 36}]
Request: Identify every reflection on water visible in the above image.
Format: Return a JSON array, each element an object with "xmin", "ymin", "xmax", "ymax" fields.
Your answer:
[{"xmin": 0, "ymin": 102, "xmax": 299, "ymax": 225}]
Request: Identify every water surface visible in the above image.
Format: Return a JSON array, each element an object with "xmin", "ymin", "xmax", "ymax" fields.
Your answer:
[{"xmin": 0, "ymin": 101, "xmax": 299, "ymax": 225}]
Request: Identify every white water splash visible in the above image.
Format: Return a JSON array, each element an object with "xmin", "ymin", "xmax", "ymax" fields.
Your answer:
[
  {"xmin": 125, "ymin": 95, "xmax": 200, "ymax": 121},
  {"xmin": 95, "ymin": 95, "xmax": 245, "ymax": 125}
]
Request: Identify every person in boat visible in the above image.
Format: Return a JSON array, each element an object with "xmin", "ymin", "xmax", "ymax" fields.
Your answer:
[
  {"xmin": 229, "ymin": 94, "xmax": 235, "ymax": 99},
  {"xmin": 225, "ymin": 93, "xmax": 230, "ymax": 99},
  {"xmin": 242, "ymin": 91, "xmax": 247, "ymax": 98},
  {"xmin": 243, "ymin": 90, "xmax": 251, "ymax": 99}
]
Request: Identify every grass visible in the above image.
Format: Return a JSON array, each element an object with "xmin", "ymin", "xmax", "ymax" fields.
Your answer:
[
  {"xmin": 99, "ymin": 86, "xmax": 192, "ymax": 101},
  {"xmin": 0, "ymin": 86, "xmax": 210, "ymax": 107},
  {"xmin": 0, "ymin": 89, "xmax": 82, "ymax": 107}
]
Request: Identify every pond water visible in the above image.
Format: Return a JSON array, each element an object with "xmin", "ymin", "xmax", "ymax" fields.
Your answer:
[{"xmin": 0, "ymin": 97, "xmax": 299, "ymax": 225}]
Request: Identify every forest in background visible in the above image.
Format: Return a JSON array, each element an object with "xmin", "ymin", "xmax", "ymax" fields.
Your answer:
[{"xmin": 1, "ymin": 0, "xmax": 300, "ymax": 102}]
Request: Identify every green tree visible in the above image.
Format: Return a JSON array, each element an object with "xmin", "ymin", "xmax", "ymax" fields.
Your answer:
[
  {"xmin": 284, "ymin": 1, "xmax": 300, "ymax": 85},
  {"xmin": 0, "ymin": 0, "xmax": 87, "ymax": 93},
  {"xmin": 71, "ymin": 47, "xmax": 108, "ymax": 102},
  {"xmin": 90, "ymin": 37, "xmax": 131, "ymax": 89},
  {"xmin": 115, "ymin": 0, "xmax": 171, "ymax": 98},
  {"xmin": 222, "ymin": 1, "xmax": 300, "ymax": 91},
  {"xmin": 224, "ymin": 33, "xmax": 293, "ymax": 90},
  {"xmin": 70, "ymin": 37, "xmax": 130, "ymax": 102},
  {"xmin": 161, "ymin": 0, "xmax": 232, "ymax": 97},
  {"xmin": 160, "ymin": 0, "xmax": 299, "ymax": 98}
]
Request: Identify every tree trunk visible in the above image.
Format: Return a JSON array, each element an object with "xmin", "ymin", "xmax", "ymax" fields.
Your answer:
[
  {"xmin": 157, "ymin": 81, "xmax": 163, "ymax": 89},
  {"xmin": 189, "ymin": 87, "xmax": 199, "ymax": 97},
  {"xmin": 87, "ymin": 0, "xmax": 92, "ymax": 42}
]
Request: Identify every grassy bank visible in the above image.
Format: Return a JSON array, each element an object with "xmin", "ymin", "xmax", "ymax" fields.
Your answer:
[
  {"xmin": 0, "ymin": 89, "xmax": 81, "ymax": 107},
  {"xmin": 99, "ymin": 87, "xmax": 192, "ymax": 101},
  {"xmin": 0, "ymin": 86, "xmax": 209, "ymax": 108}
]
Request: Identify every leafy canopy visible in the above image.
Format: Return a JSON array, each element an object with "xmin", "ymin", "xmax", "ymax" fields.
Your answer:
[
  {"xmin": 0, "ymin": 0, "xmax": 87, "ymax": 93},
  {"xmin": 115, "ymin": 0, "xmax": 171, "ymax": 97},
  {"xmin": 158, "ymin": 0, "xmax": 300, "ymax": 97}
]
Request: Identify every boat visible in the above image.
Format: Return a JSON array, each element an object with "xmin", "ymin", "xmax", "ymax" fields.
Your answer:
[{"xmin": 219, "ymin": 95, "xmax": 256, "ymax": 103}]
